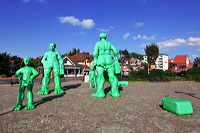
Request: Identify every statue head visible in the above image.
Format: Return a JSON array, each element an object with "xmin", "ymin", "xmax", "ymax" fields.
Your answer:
[
  {"xmin": 99, "ymin": 33, "xmax": 107, "ymax": 40},
  {"xmin": 24, "ymin": 57, "xmax": 32, "ymax": 66},
  {"xmin": 49, "ymin": 43, "xmax": 56, "ymax": 51}
]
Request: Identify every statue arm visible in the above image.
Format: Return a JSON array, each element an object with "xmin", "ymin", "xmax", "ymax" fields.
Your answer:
[
  {"xmin": 111, "ymin": 44, "xmax": 119, "ymax": 62},
  {"xmin": 15, "ymin": 68, "xmax": 23, "ymax": 80},
  {"xmin": 31, "ymin": 68, "xmax": 39, "ymax": 80},
  {"xmin": 93, "ymin": 43, "xmax": 99, "ymax": 66},
  {"xmin": 57, "ymin": 52, "xmax": 64, "ymax": 68},
  {"xmin": 41, "ymin": 52, "xmax": 48, "ymax": 65}
]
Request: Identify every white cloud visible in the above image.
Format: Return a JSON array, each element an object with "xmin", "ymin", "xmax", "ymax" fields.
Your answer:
[
  {"xmin": 110, "ymin": 26, "xmax": 114, "ymax": 29},
  {"xmin": 157, "ymin": 38, "xmax": 186, "ymax": 48},
  {"xmin": 197, "ymin": 49, "xmax": 200, "ymax": 52},
  {"xmin": 22, "ymin": 0, "xmax": 47, "ymax": 3},
  {"xmin": 133, "ymin": 34, "xmax": 156, "ymax": 40},
  {"xmin": 59, "ymin": 16, "xmax": 95, "ymax": 29},
  {"xmin": 36, "ymin": 0, "xmax": 47, "ymax": 3},
  {"xmin": 123, "ymin": 33, "xmax": 130, "ymax": 40},
  {"xmin": 22, "ymin": 0, "xmax": 30, "ymax": 2},
  {"xmin": 97, "ymin": 28, "xmax": 110, "ymax": 32},
  {"xmin": 134, "ymin": 22, "xmax": 144, "ymax": 28},
  {"xmin": 187, "ymin": 37, "xmax": 200, "ymax": 46}
]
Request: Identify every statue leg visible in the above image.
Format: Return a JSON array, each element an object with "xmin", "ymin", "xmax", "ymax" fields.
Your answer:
[
  {"xmin": 89, "ymin": 79, "xmax": 94, "ymax": 89},
  {"xmin": 53, "ymin": 68, "xmax": 65, "ymax": 94},
  {"xmin": 24, "ymin": 85, "xmax": 35, "ymax": 110},
  {"xmin": 13, "ymin": 85, "xmax": 25, "ymax": 110},
  {"xmin": 91, "ymin": 66, "xmax": 105, "ymax": 98},
  {"xmin": 107, "ymin": 67, "xmax": 120, "ymax": 97},
  {"xmin": 38, "ymin": 68, "xmax": 51, "ymax": 95}
]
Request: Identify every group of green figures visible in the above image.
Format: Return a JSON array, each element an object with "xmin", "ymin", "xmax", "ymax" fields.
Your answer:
[
  {"xmin": 13, "ymin": 33, "xmax": 128, "ymax": 111},
  {"xmin": 13, "ymin": 43, "xmax": 65, "ymax": 111}
]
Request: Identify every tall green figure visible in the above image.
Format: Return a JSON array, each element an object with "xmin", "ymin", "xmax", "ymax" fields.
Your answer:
[
  {"xmin": 13, "ymin": 57, "xmax": 39, "ymax": 110},
  {"xmin": 91, "ymin": 33, "xmax": 121, "ymax": 98},
  {"xmin": 38, "ymin": 43, "xmax": 65, "ymax": 95}
]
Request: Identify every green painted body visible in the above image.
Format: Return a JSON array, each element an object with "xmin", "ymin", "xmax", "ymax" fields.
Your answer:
[
  {"xmin": 13, "ymin": 57, "xmax": 39, "ymax": 111},
  {"xmin": 91, "ymin": 33, "xmax": 125, "ymax": 98},
  {"xmin": 162, "ymin": 97, "xmax": 193, "ymax": 115},
  {"xmin": 89, "ymin": 66, "xmax": 97, "ymax": 89},
  {"xmin": 38, "ymin": 43, "xmax": 65, "ymax": 95}
]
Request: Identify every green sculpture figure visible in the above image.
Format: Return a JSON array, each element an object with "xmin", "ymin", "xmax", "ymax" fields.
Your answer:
[
  {"xmin": 13, "ymin": 57, "xmax": 39, "ymax": 110},
  {"xmin": 89, "ymin": 66, "xmax": 97, "ymax": 89},
  {"xmin": 91, "ymin": 33, "xmax": 121, "ymax": 98},
  {"xmin": 38, "ymin": 43, "xmax": 65, "ymax": 95}
]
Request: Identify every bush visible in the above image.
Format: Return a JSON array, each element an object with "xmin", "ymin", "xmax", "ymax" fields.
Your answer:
[
  {"xmin": 185, "ymin": 67, "xmax": 200, "ymax": 81},
  {"xmin": 136, "ymin": 69, "xmax": 148, "ymax": 80},
  {"xmin": 164, "ymin": 70, "xmax": 175, "ymax": 77},
  {"xmin": 149, "ymin": 69, "xmax": 165, "ymax": 82}
]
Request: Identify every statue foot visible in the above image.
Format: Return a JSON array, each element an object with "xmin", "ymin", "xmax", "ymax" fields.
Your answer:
[
  {"xmin": 90, "ymin": 87, "xmax": 96, "ymax": 89},
  {"xmin": 107, "ymin": 91, "xmax": 112, "ymax": 95},
  {"xmin": 111, "ymin": 91, "xmax": 121, "ymax": 98},
  {"xmin": 91, "ymin": 92, "xmax": 105, "ymax": 98},
  {"xmin": 24, "ymin": 104, "xmax": 35, "ymax": 110},
  {"xmin": 54, "ymin": 89, "xmax": 65, "ymax": 94},
  {"xmin": 13, "ymin": 104, "xmax": 23, "ymax": 111},
  {"xmin": 38, "ymin": 87, "xmax": 49, "ymax": 95}
]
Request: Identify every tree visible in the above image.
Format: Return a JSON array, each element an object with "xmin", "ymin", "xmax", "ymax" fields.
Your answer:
[
  {"xmin": 0, "ymin": 52, "xmax": 11, "ymax": 76},
  {"xmin": 119, "ymin": 49, "xmax": 130, "ymax": 65},
  {"xmin": 130, "ymin": 52, "xmax": 143, "ymax": 60},
  {"xmin": 144, "ymin": 43, "xmax": 159, "ymax": 69},
  {"xmin": 193, "ymin": 57, "xmax": 200, "ymax": 67}
]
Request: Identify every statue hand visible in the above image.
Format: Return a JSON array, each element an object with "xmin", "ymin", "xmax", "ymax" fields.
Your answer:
[{"xmin": 114, "ymin": 57, "xmax": 118, "ymax": 62}]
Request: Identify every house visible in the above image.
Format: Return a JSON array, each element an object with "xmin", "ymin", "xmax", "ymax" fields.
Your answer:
[
  {"xmin": 129, "ymin": 57, "xmax": 145, "ymax": 71},
  {"xmin": 168, "ymin": 55, "xmax": 193, "ymax": 72},
  {"xmin": 63, "ymin": 56, "xmax": 84, "ymax": 77},
  {"xmin": 63, "ymin": 52, "xmax": 93, "ymax": 76},
  {"xmin": 143, "ymin": 54, "xmax": 168, "ymax": 71}
]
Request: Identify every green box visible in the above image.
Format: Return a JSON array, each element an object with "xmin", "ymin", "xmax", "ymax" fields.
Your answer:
[{"xmin": 162, "ymin": 97, "xmax": 193, "ymax": 115}]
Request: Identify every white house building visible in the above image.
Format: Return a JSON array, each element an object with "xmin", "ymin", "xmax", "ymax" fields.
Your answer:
[{"xmin": 143, "ymin": 54, "xmax": 168, "ymax": 71}]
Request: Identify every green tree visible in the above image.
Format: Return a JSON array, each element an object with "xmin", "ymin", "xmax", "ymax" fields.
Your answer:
[
  {"xmin": 0, "ymin": 52, "xmax": 11, "ymax": 75},
  {"xmin": 144, "ymin": 43, "xmax": 159, "ymax": 69},
  {"xmin": 119, "ymin": 49, "xmax": 130, "ymax": 65},
  {"xmin": 130, "ymin": 52, "xmax": 143, "ymax": 60},
  {"xmin": 193, "ymin": 57, "xmax": 200, "ymax": 67}
]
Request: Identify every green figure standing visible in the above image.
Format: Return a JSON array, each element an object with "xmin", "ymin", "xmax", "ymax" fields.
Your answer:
[
  {"xmin": 89, "ymin": 66, "xmax": 97, "ymax": 89},
  {"xmin": 13, "ymin": 57, "xmax": 39, "ymax": 110},
  {"xmin": 91, "ymin": 33, "xmax": 121, "ymax": 98},
  {"xmin": 38, "ymin": 43, "xmax": 65, "ymax": 95}
]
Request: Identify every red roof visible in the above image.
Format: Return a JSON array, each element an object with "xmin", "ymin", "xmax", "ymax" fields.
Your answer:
[
  {"xmin": 68, "ymin": 52, "xmax": 93, "ymax": 62},
  {"xmin": 173, "ymin": 55, "xmax": 188, "ymax": 64}
]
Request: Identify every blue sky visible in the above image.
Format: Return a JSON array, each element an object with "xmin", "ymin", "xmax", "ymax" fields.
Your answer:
[{"xmin": 0, "ymin": 0, "xmax": 200, "ymax": 61}]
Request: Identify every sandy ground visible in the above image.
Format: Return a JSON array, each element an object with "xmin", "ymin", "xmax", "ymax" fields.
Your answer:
[{"xmin": 0, "ymin": 80, "xmax": 200, "ymax": 133}]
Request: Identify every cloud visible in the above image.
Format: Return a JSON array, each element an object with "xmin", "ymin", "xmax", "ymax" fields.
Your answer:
[
  {"xmin": 157, "ymin": 38, "xmax": 186, "ymax": 48},
  {"xmin": 36, "ymin": 0, "xmax": 47, "ymax": 3},
  {"xmin": 22, "ymin": 0, "xmax": 47, "ymax": 3},
  {"xmin": 197, "ymin": 49, "xmax": 200, "ymax": 52},
  {"xmin": 97, "ymin": 28, "xmax": 110, "ymax": 32},
  {"xmin": 22, "ymin": 0, "xmax": 30, "ymax": 2},
  {"xmin": 187, "ymin": 37, "xmax": 200, "ymax": 46},
  {"xmin": 133, "ymin": 34, "xmax": 156, "ymax": 40},
  {"xmin": 134, "ymin": 22, "xmax": 144, "ymax": 28},
  {"xmin": 123, "ymin": 33, "xmax": 130, "ymax": 40},
  {"xmin": 59, "ymin": 16, "xmax": 95, "ymax": 29},
  {"xmin": 97, "ymin": 26, "xmax": 114, "ymax": 32}
]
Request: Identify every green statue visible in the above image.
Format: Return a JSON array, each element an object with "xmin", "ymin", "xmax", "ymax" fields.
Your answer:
[
  {"xmin": 13, "ymin": 57, "xmax": 39, "ymax": 110},
  {"xmin": 89, "ymin": 66, "xmax": 97, "ymax": 89},
  {"xmin": 91, "ymin": 33, "xmax": 121, "ymax": 98},
  {"xmin": 38, "ymin": 43, "xmax": 65, "ymax": 95}
]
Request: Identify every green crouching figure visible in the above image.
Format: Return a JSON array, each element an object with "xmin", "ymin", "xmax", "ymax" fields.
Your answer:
[
  {"xmin": 38, "ymin": 43, "xmax": 65, "ymax": 95},
  {"xmin": 89, "ymin": 66, "xmax": 97, "ymax": 89},
  {"xmin": 13, "ymin": 57, "xmax": 39, "ymax": 110},
  {"xmin": 91, "ymin": 33, "xmax": 121, "ymax": 98}
]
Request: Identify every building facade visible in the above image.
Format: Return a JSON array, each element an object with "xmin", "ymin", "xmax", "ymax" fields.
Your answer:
[{"xmin": 143, "ymin": 54, "xmax": 168, "ymax": 71}]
